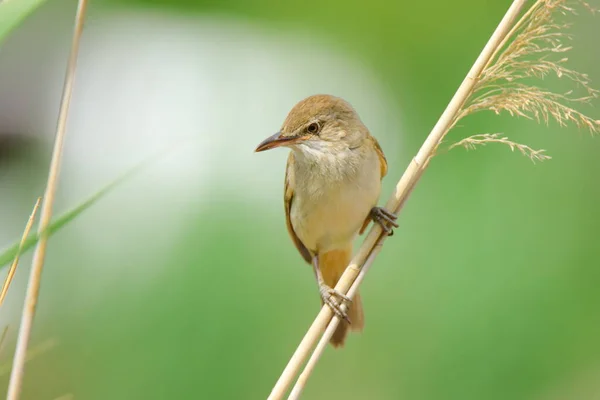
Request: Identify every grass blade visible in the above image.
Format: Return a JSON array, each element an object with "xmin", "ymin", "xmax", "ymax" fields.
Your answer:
[
  {"xmin": 0, "ymin": 198, "xmax": 41, "ymax": 307},
  {"xmin": 0, "ymin": 151, "xmax": 162, "ymax": 269}
]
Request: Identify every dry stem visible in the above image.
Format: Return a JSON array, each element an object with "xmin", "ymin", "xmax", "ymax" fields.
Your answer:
[
  {"xmin": 6, "ymin": 1, "xmax": 88, "ymax": 398},
  {"xmin": 288, "ymin": 239, "xmax": 384, "ymax": 399},
  {"xmin": 0, "ymin": 198, "xmax": 41, "ymax": 307},
  {"xmin": 267, "ymin": 1, "xmax": 530, "ymax": 398}
]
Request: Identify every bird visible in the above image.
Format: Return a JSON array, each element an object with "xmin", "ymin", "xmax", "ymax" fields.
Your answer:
[{"xmin": 255, "ymin": 94, "xmax": 397, "ymax": 347}]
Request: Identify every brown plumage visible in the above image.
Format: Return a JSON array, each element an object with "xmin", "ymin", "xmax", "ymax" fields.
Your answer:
[{"xmin": 256, "ymin": 94, "xmax": 393, "ymax": 347}]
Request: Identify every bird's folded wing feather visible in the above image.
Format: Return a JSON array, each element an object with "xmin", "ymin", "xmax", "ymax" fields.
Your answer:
[
  {"xmin": 284, "ymin": 152, "xmax": 313, "ymax": 263},
  {"xmin": 370, "ymin": 134, "xmax": 388, "ymax": 178},
  {"xmin": 359, "ymin": 134, "xmax": 388, "ymax": 235}
]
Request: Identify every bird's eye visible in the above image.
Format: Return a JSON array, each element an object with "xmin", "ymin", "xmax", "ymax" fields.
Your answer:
[{"xmin": 306, "ymin": 122, "xmax": 321, "ymax": 134}]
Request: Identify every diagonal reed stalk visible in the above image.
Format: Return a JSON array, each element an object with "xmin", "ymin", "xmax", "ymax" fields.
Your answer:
[
  {"xmin": 271, "ymin": 0, "xmax": 600, "ymax": 398},
  {"xmin": 6, "ymin": 1, "xmax": 88, "ymax": 398},
  {"xmin": 288, "ymin": 238, "xmax": 384, "ymax": 399},
  {"xmin": 267, "ymin": 1, "xmax": 529, "ymax": 398},
  {"xmin": 0, "ymin": 198, "xmax": 41, "ymax": 307}
]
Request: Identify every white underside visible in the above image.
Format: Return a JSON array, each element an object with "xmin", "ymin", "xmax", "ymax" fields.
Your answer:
[{"xmin": 290, "ymin": 144, "xmax": 381, "ymax": 253}]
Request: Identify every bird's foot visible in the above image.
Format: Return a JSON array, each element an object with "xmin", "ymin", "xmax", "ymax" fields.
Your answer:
[
  {"xmin": 319, "ymin": 283, "xmax": 352, "ymax": 324},
  {"xmin": 370, "ymin": 206, "xmax": 399, "ymax": 236}
]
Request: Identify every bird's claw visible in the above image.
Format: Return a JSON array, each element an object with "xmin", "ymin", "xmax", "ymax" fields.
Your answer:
[
  {"xmin": 370, "ymin": 206, "xmax": 399, "ymax": 236},
  {"xmin": 319, "ymin": 284, "xmax": 352, "ymax": 324}
]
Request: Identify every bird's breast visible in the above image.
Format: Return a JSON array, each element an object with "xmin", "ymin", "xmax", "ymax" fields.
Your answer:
[{"xmin": 290, "ymin": 149, "xmax": 381, "ymax": 253}]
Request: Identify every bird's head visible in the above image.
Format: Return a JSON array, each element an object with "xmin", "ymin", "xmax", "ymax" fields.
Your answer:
[{"xmin": 255, "ymin": 94, "xmax": 368, "ymax": 154}]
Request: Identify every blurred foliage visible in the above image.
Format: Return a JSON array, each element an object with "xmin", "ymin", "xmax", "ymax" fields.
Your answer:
[
  {"xmin": 1, "ymin": 0, "xmax": 600, "ymax": 399},
  {"xmin": 0, "ymin": 154, "xmax": 153, "ymax": 267},
  {"xmin": 0, "ymin": 0, "xmax": 47, "ymax": 44}
]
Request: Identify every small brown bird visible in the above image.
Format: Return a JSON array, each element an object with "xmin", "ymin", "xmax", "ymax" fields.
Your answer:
[{"xmin": 255, "ymin": 94, "xmax": 397, "ymax": 347}]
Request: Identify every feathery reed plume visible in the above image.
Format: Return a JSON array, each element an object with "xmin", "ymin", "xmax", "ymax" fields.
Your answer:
[
  {"xmin": 52, "ymin": 394, "xmax": 74, "ymax": 400},
  {"xmin": 449, "ymin": 133, "xmax": 552, "ymax": 162},
  {"xmin": 449, "ymin": 0, "xmax": 600, "ymax": 160},
  {"xmin": 275, "ymin": 1, "xmax": 599, "ymax": 399},
  {"xmin": 0, "ymin": 338, "xmax": 59, "ymax": 377}
]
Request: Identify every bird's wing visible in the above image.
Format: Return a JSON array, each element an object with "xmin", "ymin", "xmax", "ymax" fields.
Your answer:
[
  {"xmin": 359, "ymin": 134, "xmax": 388, "ymax": 235},
  {"xmin": 284, "ymin": 152, "xmax": 313, "ymax": 263},
  {"xmin": 370, "ymin": 134, "xmax": 388, "ymax": 179}
]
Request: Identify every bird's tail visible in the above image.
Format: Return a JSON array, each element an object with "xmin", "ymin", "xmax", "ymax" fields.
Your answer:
[{"xmin": 318, "ymin": 247, "xmax": 364, "ymax": 348}]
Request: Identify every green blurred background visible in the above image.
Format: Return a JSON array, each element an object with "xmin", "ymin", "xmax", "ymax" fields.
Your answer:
[{"xmin": 0, "ymin": 0, "xmax": 599, "ymax": 399}]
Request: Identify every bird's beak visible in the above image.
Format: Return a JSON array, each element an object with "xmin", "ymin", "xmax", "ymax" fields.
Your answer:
[{"xmin": 255, "ymin": 131, "xmax": 306, "ymax": 152}]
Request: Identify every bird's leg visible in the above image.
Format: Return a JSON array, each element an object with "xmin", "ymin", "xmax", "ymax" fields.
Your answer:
[
  {"xmin": 312, "ymin": 256, "xmax": 352, "ymax": 324},
  {"xmin": 370, "ymin": 206, "xmax": 399, "ymax": 236}
]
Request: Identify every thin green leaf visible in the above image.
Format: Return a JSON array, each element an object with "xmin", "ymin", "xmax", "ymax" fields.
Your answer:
[{"xmin": 0, "ymin": 151, "xmax": 162, "ymax": 268}]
